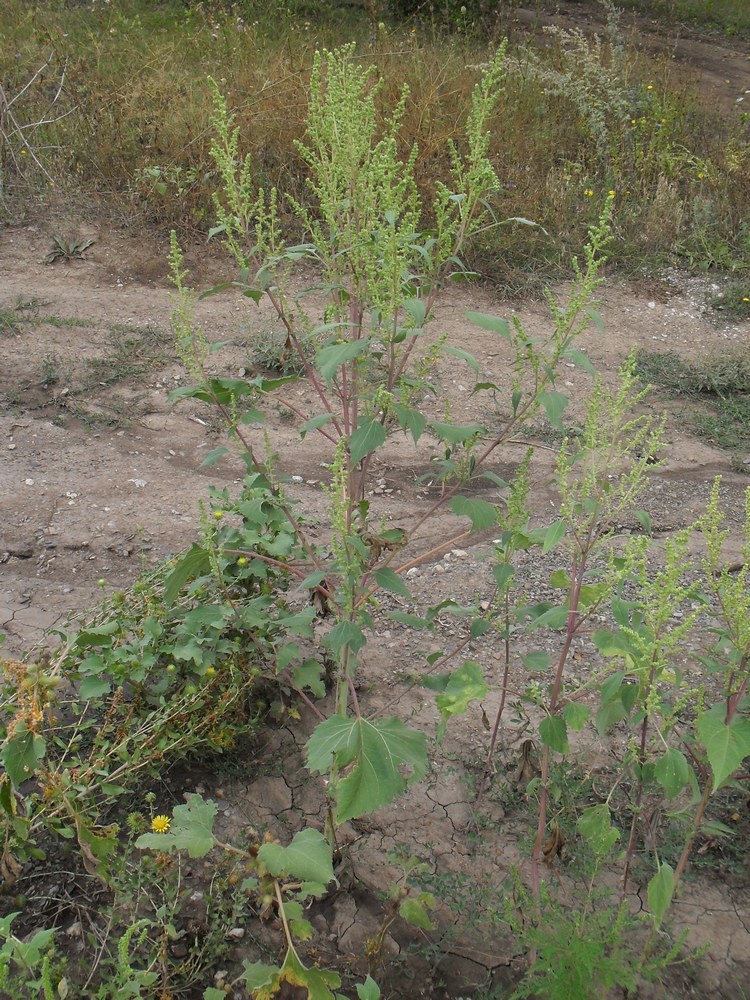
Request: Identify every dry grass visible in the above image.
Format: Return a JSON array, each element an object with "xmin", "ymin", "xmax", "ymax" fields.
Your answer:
[{"xmin": 1, "ymin": 0, "xmax": 749, "ymax": 283}]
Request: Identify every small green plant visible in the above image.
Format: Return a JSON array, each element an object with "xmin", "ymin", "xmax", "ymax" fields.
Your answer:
[
  {"xmin": 251, "ymin": 328, "xmax": 312, "ymax": 376},
  {"xmin": 135, "ymin": 794, "xmax": 356, "ymax": 999},
  {"xmin": 0, "ymin": 478, "xmax": 320, "ymax": 887},
  {"xmin": 0, "ymin": 912, "xmax": 66, "ymax": 999},
  {"xmin": 40, "ymin": 353, "xmax": 61, "ymax": 388},
  {"xmin": 43, "ymin": 236, "xmax": 95, "ymax": 264}
]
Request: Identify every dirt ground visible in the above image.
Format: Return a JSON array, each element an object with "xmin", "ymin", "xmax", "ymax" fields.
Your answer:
[{"xmin": 1, "ymin": 207, "xmax": 748, "ymax": 997}]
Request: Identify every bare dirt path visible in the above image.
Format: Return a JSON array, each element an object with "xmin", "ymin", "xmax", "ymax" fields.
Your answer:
[{"xmin": 514, "ymin": 2, "xmax": 750, "ymax": 115}]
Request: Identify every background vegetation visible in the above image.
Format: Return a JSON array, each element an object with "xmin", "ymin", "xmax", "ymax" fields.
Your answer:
[{"xmin": 1, "ymin": 0, "xmax": 749, "ymax": 292}]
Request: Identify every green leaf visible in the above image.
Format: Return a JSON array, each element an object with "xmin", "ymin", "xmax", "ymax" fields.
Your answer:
[
  {"xmin": 300, "ymin": 413, "xmax": 335, "ymax": 438},
  {"xmin": 374, "ymin": 568, "xmax": 411, "ymax": 598},
  {"xmin": 258, "ymin": 828, "xmax": 335, "ymax": 888},
  {"xmin": 293, "ymin": 659, "xmax": 326, "ymax": 699},
  {"xmin": 466, "ymin": 311, "xmax": 511, "ymax": 341},
  {"xmin": 325, "ymin": 621, "xmax": 367, "ymax": 654},
  {"xmin": 356, "ymin": 975, "xmax": 381, "ymax": 1000},
  {"xmin": 550, "ymin": 569, "xmax": 571, "ymax": 588},
  {"xmin": 578, "ymin": 582, "xmax": 609, "ymax": 608},
  {"xmin": 399, "ymin": 894, "xmax": 436, "ymax": 930},
  {"xmin": 423, "ymin": 662, "xmax": 489, "ymax": 733},
  {"xmin": 135, "ymin": 794, "xmax": 217, "ymax": 858},
  {"xmin": 387, "ymin": 611, "xmax": 433, "ymax": 629},
  {"xmin": 442, "ymin": 346, "xmax": 480, "ymax": 373},
  {"xmin": 164, "ymin": 544, "xmax": 210, "ymax": 605},
  {"xmin": 13, "ymin": 927, "xmax": 56, "ymax": 968},
  {"xmin": 647, "ymin": 863, "xmax": 674, "ymax": 928},
  {"xmin": 479, "ymin": 470, "xmax": 509, "ymax": 489},
  {"xmin": 79, "ymin": 676, "xmax": 111, "ymax": 699},
  {"xmin": 538, "ymin": 390, "xmax": 568, "ymax": 430},
  {"xmin": 586, "ymin": 306, "xmax": 606, "ymax": 333},
  {"xmin": 183, "ymin": 604, "xmax": 231, "ymax": 630},
  {"xmin": 393, "ymin": 404, "xmax": 426, "ymax": 444},
  {"xmin": 563, "ymin": 702, "xmax": 590, "ymax": 732},
  {"xmin": 470, "ymin": 618, "xmax": 491, "ymax": 638},
  {"xmin": 542, "ymin": 521, "xmax": 566, "ymax": 553},
  {"xmin": 403, "ymin": 298, "xmax": 426, "ymax": 326},
  {"xmin": 492, "ymin": 563, "xmax": 515, "ymax": 590},
  {"xmin": 697, "ymin": 708, "xmax": 750, "ymax": 791},
  {"xmin": 577, "ymin": 803, "xmax": 620, "ymax": 857},
  {"xmin": 611, "ymin": 596, "xmax": 634, "ymax": 628},
  {"xmin": 306, "ymin": 717, "xmax": 427, "ymax": 822},
  {"xmin": 430, "ymin": 421, "xmax": 484, "ymax": 445},
  {"xmin": 349, "ymin": 419, "xmax": 386, "ymax": 465},
  {"xmin": 242, "ymin": 962, "xmax": 280, "ymax": 992},
  {"xmin": 528, "ymin": 604, "xmax": 568, "ymax": 630},
  {"xmin": 655, "ymin": 748, "xmax": 691, "ymax": 799},
  {"xmin": 561, "ymin": 347, "xmax": 596, "ymax": 375},
  {"xmin": 633, "ymin": 510, "xmax": 652, "ymax": 535},
  {"xmin": 522, "ymin": 650, "xmax": 550, "ymax": 671},
  {"xmin": 317, "ymin": 340, "xmax": 368, "ymax": 383},
  {"xmin": 1, "ymin": 726, "xmax": 46, "ymax": 786},
  {"xmin": 451, "ymin": 496, "xmax": 497, "ymax": 531},
  {"xmin": 539, "ymin": 715, "xmax": 569, "ymax": 754},
  {"xmin": 592, "ymin": 630, "xmax": 637, "ymax": 666},
  {"xmin": 204, "ymin": 989, "xmax": 228, "ymax": 1000},
  {"xmin": 200, "ymin": 446, "xmax": 229, "ymax": 468}
]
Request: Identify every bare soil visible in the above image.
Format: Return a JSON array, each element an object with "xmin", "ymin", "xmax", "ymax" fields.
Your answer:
[{"xmin": 1, "ymin": 209, "xmax": 748, "ymax": 998}]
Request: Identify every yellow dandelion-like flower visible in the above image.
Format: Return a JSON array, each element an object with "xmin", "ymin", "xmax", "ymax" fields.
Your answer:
[
  {"xmin": 697, "ymin": 172, "xmax": 705, "ymax": 179},
  {"xmin": 608, "ymin": 189, "xmax": 616, "ymax": 198},
  {"xmin": 205, "ymin": 667, "xmax": 216, "ymax": 677},
  {"xmin": 213, "ymin": 510, "xmax": 224, "ymax": 519},
  {"xmin": 151, "ymin": 815, "xmax": 171, "ymax": 834},
  {"xmin": 237, "ymin": 557, "xmax": 248, "ymax": 565},
  {"xmin": 646, "ymin": 84, "xmax": 653, "ymax": 91},
  {"xmin": 584, "ymin": 188, "xmax": 594, "ymax": 197},
  {"xmin": 743, "ymin": 297, "xmax": 749, "ymax": 303},
  {"xmin": 630, "ymin": 118, "xmax": 636, "ymax": 125}
]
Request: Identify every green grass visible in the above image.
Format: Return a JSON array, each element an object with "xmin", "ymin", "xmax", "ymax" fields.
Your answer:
[
  {"xmin": 635, "ymin": 349, "xmax": 750, "ymax": 460},
  {"xmin": 1, "ymin": 0, "xmax": 749, "ymax": 279},
  {"xmin": 709, "ymin": 278, "xmax": 750, "ymax": 319}
]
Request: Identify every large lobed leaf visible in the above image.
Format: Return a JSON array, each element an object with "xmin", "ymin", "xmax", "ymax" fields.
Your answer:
[{"xmin": 306, "ymin": 716, "xmax": 427, "ymax": 822}]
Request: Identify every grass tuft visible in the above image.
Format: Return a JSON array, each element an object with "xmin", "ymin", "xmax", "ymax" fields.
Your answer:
[{"xmin": 636, "ymin": 349, "xmax": 750, "ymax": 460}]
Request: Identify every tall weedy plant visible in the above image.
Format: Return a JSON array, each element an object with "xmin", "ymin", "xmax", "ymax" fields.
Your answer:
[{"xmin": 168, "ymin": 42, "xmax": 620, "ymax": 997}]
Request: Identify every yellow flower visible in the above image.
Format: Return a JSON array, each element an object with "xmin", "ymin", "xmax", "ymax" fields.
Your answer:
[
  {"xmin": 697, "ymin": 172, "xmax": 705, "ymax": 180},
  {"xmin": 237, "ymin": 557, "xmax": 248, "ymax": 565},
  {"xmin": 151, "ymin": 815, "xmax": 171, "ymax": 834},
  {"xmin": 630, "ymin": 118, "xmax": 636, "ymax": 125},
  {"xmin": 205, "ymin": 667, "xmax": 216, "ymax": 676},
  {"xmin": 608, "ymin": 189, "xmax": 616, "ymax": 198},
  {"xmin": 584, "ymin": 188, "xmax": 594, "ymax": 197},
  {"xmin": 743, "ymin": 297, "xmax": 749, "ymax": 303},
  {"xmin": 646, "ymin": 84, "xmax": 653, "ymax": 91},
  {"xmin": 213, "ymin": 510, "xmax": 224, "ymax": 519}
]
